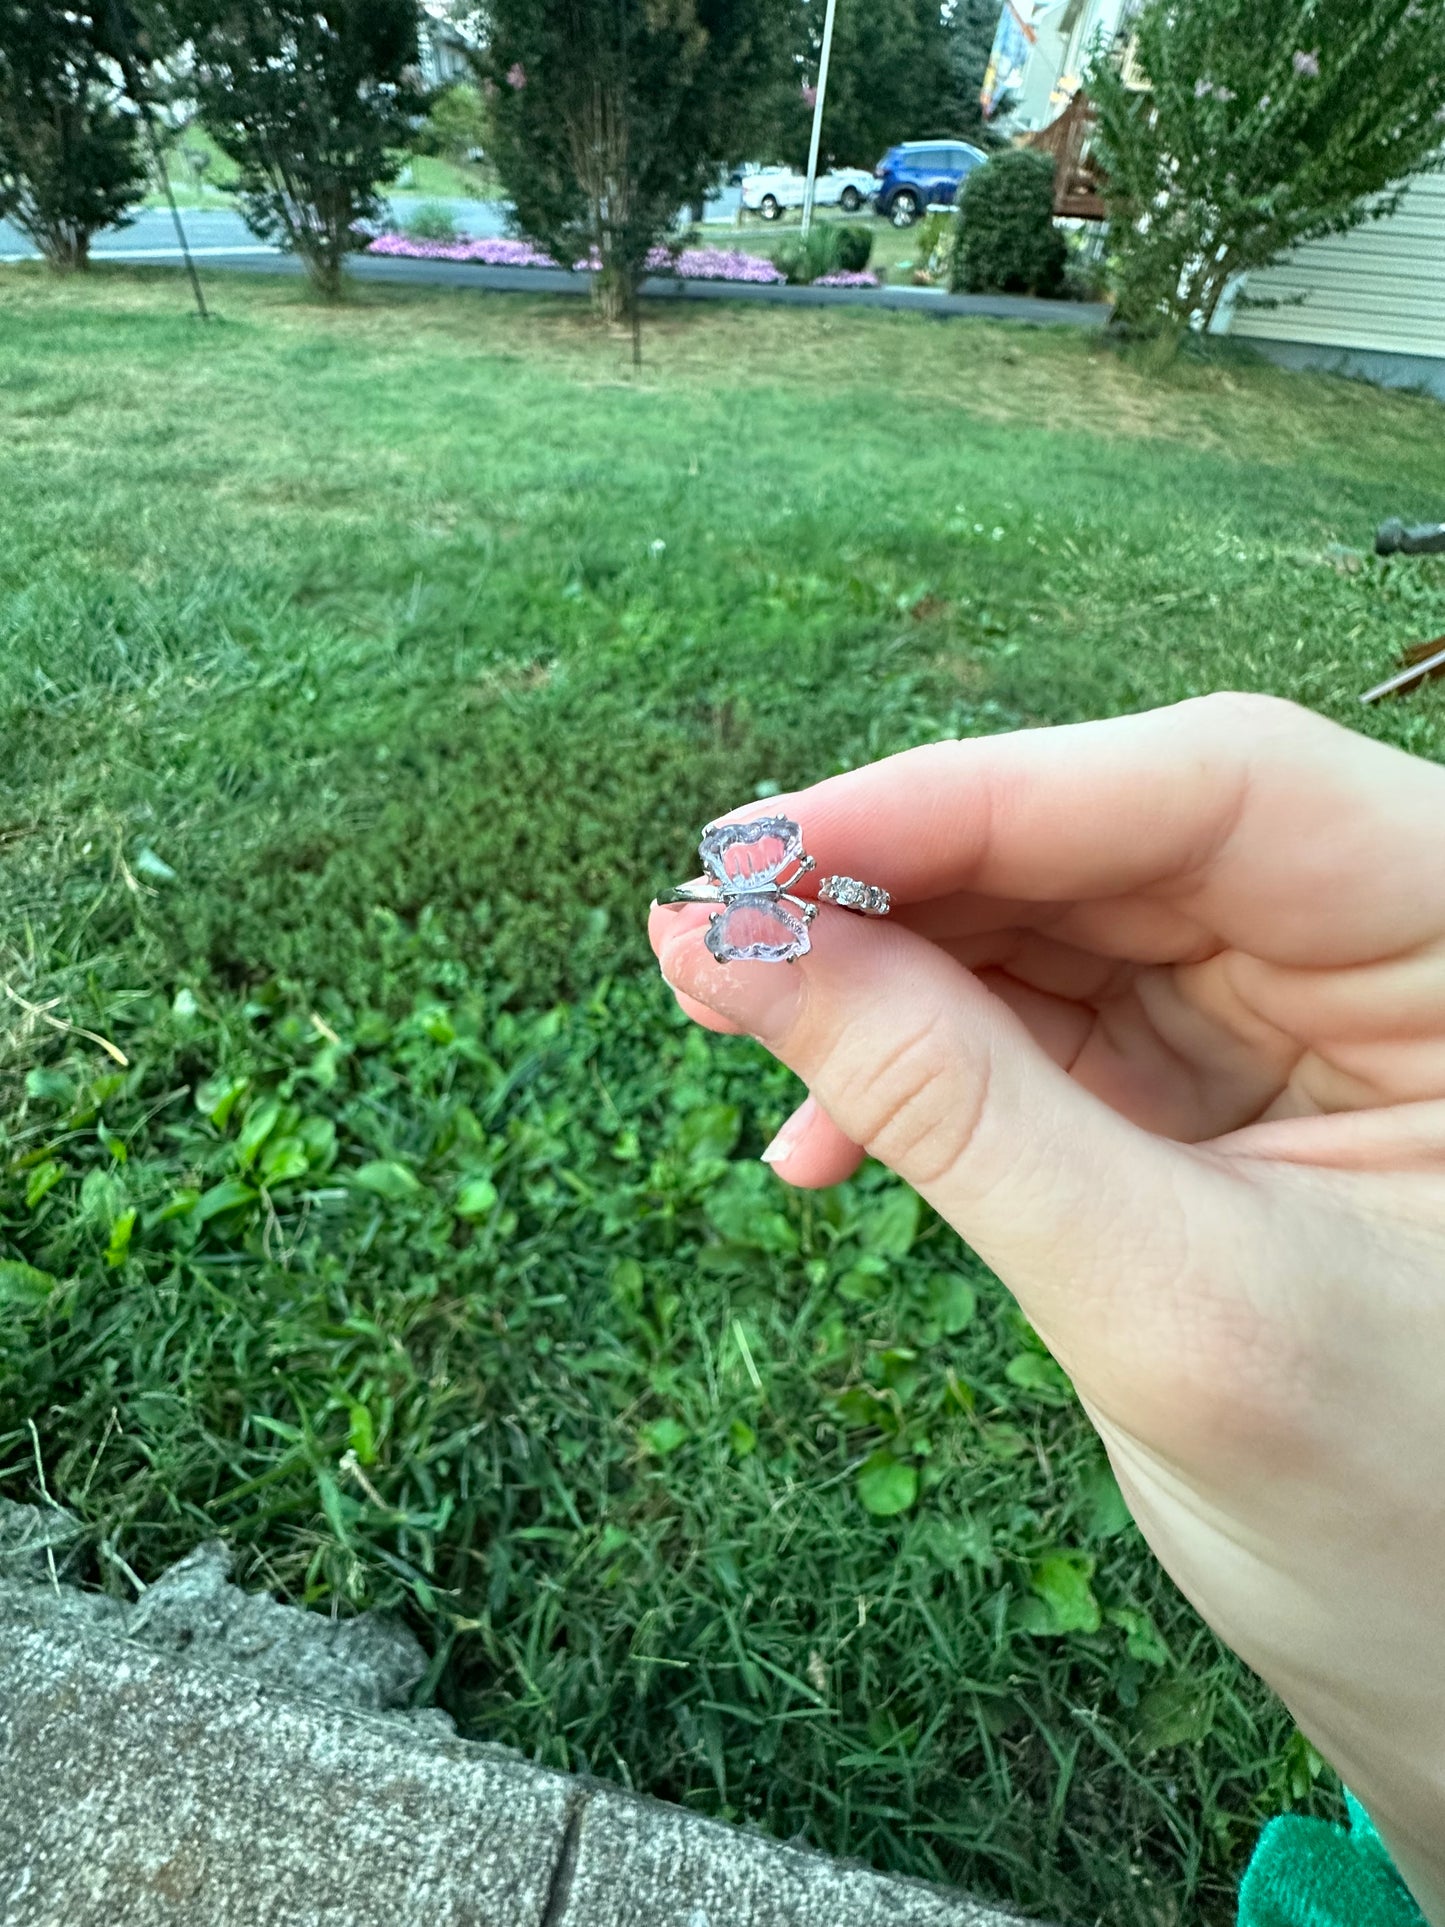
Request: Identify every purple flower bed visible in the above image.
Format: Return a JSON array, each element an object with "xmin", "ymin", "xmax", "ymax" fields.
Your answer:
[
  {"xmin": 368, "ymin": 233, "xmax": 558, "ymax": 269},
  {"xmin": 814, "ymin": 270, "xmax": 881, "ymax": 288},
  {"xmin": 366, "ymin": 232, "xmax": 788, "ymax": 285},
  {"xmin": 647, "ymin": 245, "xmax": 783, "ymax": 284}
]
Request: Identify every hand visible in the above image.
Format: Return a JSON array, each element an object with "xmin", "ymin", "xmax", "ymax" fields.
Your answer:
[{"xmin": 649, "ymin": 694, "xmax": 1445, "ymax": 1920}]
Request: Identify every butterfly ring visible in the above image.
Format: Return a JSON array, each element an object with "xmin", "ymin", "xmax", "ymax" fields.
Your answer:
[{"xmin": 656, "ymin": 815, "xmax": 891, "ymax": 965}]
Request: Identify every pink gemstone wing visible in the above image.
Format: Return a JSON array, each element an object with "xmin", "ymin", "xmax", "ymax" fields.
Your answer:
[
  {"xmin": 698, "ymin": 815, "xmax": 804, "ymax": 892},
  {"xmin": 704, "ymin": 896, "xmax": 811, "ymax": 965}
]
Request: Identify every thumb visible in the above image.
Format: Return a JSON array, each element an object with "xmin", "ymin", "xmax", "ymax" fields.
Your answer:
[{"xmin": 656, "ymin": 903, "xmax": 1203, "ymax": 1356}]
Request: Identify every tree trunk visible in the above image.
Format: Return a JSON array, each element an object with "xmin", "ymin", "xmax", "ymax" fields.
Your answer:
[
  {"xmin": 302, "ymin": 224, "xmax": 346, "ymax": 301},
  {"xmin": 39, "ymin": 221, "xmax": 89, "ymax": 272},
  {"xmin": 301, "ymin": 247, "xmax": 344, "ymax": 300},
  {"xmin": 594, "ymin": 258, "xmax": 636, "ymax": 326}
]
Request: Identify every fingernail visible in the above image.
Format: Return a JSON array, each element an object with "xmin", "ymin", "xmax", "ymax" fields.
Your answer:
[
  {"xmin": 658, "ymin": 924, "xmax": 806, "ymax": 1039},
  {"xmin": 761, "ymin": 1098, "xmax": 814, "ymax": 1166}
]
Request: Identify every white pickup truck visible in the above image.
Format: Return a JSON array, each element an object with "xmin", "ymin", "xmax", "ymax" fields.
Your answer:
[{"xmin": 740, "ymin": 166, "xmax": 876, "ymax": 221}]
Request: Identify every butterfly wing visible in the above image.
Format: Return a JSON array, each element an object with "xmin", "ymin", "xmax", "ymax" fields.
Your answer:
[
  {"xmin": 704, "ymin": 894, "xmax": 811, "ymax": 965},
  {"xmin": 699, "ymin": 816, "xmax": 804, "ymax": 892}
]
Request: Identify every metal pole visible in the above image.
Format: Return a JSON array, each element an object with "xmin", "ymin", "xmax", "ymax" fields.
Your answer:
[
  {"xmin": 139, "ymin": 106, "xmax": 210, "ymax": 321},
  {"xmin": 105, "ymin": 0, "xmax": 209, "ymax": 319},
  {"xmin": 799, "ymin": 0, "xmax": 839, "ymax": 239}
]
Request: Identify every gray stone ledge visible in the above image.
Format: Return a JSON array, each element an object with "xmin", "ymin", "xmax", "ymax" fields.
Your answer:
[{"xmin": 0, "ymin": 1536, "xmax": 1036, "ymax": 1927}]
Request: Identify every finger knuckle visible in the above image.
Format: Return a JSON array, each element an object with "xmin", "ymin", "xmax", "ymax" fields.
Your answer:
[
  {"xmin": 842, "ymin": 1014, "xmax": 986, "ymax": 1187},
  {"xmin": 1178, "ymin": 689, "xmax": 1315, "ymax": 742}
]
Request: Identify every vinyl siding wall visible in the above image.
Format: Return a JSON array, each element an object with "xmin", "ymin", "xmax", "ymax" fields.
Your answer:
[{"xmin": 1228, "ymin": 168, "xmax": 1445, "ymax": 362}]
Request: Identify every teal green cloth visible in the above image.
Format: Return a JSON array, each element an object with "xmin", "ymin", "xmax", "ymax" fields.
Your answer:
[{"xmin": 1239, "ymin": 1792, "xmax": 1426, "ymax": 1927}]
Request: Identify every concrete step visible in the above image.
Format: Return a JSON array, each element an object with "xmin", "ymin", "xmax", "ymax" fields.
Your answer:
[{"xmin": 0, "ymin": 1510, "xmax": 1035, "ymax": 1927}]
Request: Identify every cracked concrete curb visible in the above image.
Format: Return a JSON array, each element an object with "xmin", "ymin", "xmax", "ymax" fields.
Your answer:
[{"xmin": 0, "ymin": 1518, "xmax": 1035, "ymax": 1927}]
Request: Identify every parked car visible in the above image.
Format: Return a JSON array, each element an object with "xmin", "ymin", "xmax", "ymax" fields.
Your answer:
[
  {"xmin": 741, "ymin": 165, "xmax": 876, "ymax": 220},
  {"xmin": 873, "ymin": 141, "xmax": 988, "ymax": 226}
]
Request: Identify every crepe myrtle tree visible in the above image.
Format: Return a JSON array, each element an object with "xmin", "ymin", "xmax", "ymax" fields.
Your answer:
[
  {"xmin": 1089, "ymin": 0, "xmax": 1445, "ymax": 338},
  {"xmin": 476, "ymin": 0, "xmax": 779, "ymax": 329},
  {"xmin": 181, "ymin": 0, "xmax": 425, "ymax": 299},
  {"xmin": 0, "ymin": 0, "xmax": 148, "ymax": 270}
]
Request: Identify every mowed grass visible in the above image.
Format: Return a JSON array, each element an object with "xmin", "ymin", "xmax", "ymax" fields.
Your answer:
[{"xmin": 2, "ymin": 266, "xmax": 1443, "ymax": 1927}]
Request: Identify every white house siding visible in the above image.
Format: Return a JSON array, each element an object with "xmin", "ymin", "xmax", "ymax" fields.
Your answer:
[{"xmin": 1227, "ymin": 168, "xmax": 1445, "ymax": 364}]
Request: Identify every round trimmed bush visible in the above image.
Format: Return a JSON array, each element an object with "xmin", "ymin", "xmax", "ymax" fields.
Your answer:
[
  {"xmin": 405, "ymin": 202, "xmax": 461, "ymax": 244},
  {"xmin": 834, "ymin": 223, "xmax": 873, "ymax": 274},
  {"xmin": 774, "ymin": 224, "xmax": 841, "ymax": 286},
  {"xmin": 949, "ymin": 149, "xmax": 1066, "ymax": 297}
]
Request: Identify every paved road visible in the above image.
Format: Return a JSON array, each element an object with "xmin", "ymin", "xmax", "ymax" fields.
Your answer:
[
  {"xmin": 0, "ymin": 189, "xmax": 744, "ymax": 261},
  {"xmin": 0, "ymin": 187, "xmax": 1106, "ymax": 328},
  {"xmin": 61, "ymin": 243, "xmax": 1105, "ymax": 327}
]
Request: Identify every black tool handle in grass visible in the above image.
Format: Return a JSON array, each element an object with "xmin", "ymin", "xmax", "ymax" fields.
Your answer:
[{"xmin": 1375, "ymin": 519, "xmax": 1445, "ymax": 556}]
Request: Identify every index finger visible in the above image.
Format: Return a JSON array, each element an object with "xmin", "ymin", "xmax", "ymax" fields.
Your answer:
[{"xmin": 716, "ymin": 695, "xmax": 1445, "ymax": 968}]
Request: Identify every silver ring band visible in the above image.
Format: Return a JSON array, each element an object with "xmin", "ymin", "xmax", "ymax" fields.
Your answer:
[{"xmin": 818, "ymin": 875, "xmax": 891, "ymax": 917}]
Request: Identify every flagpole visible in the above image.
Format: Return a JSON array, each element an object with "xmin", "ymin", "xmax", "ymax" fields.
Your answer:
[{"xmin": 800, "ymin": 0, "xmax": 839, "ymax": 238}]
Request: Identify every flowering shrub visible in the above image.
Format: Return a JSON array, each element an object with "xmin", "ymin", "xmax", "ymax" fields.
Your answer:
[
  {"xmin": 1090, "ymin": 0, "xmax": 1445, "ymax": 337},
  {"xmin": 814, "ymin": 269, "xmax": 881, "ymax": 288}
]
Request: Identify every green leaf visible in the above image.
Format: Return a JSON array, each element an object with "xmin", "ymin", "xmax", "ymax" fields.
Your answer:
[
  {"xmin": 0, "ymin": 1260, "xmax": 58, "ymax": 1307},
  {"xmin": 80, "ymin": 1169, "xmax": 123, "ymax": 1224},
  {"xmin": 835, "ymin": 1265, "xmax": 885, "ymax": 1304},
  {"xmin": 347, "ymin": 1401, "xmax": 377, "ymax": 1466},
  {"xmin": 1137, "ymin": 1681, "xmax": 1215, "ymax": 1755},
  {"xmin": 237, "ymin": 1099, "xmax": 282, "ymax": 1167},
  {"xmin": 193, "ymin": 1179, "xmax": 258, "ymax": 1225},
  {"xmin": 927, "ymin": 1271, "xmax": 977, "ymax": 1334},
  {"xmin": 856, "ymin": 1451, "xmax": 918, "ymax": 1517},
  {"xmin": 153, "ymin": 1187, "xmax": 200, "ymax": 1224},
  {"xmin": 1106, "ymin": 1606, "xmax": 1170, "ymax": 1668},
  {"xmin": 858, "ymin": 1185, "xmax": 920, "ymax": 1259},
  {"xmin": 703, "ymin": 1164, "xmax": 798, "ymax": 1254},
  {"xmin": 674, "ymin": 1102, "xmax": 740, "ymax": 1163},
  {"xmin": 1080, "ymin": 1459, "xmax": 1133, "ymax": 1542},
  {"xmin": 834, "ymin": 1385, "xmax": 892, "ymax": 1430},
  {"xmin": 728, "ymin": 1418, "xmax": 757, "ymax": 1458},
  {"xmin": 299, "ymin": 1116, "xmax": 337, "ymax": 1168},
  {"xmin": 317, "ymin": 1471, "xmax": 355, "ymax": 1548},
  {"xmin": 1028, "ymin": 1551, "xmax": 1101, "ymax": 1634},
  {"xmin": 1005, "ymin": 1350, "xmax": 1074, "ymax": 1397},
  {"xmin": 352, "ymin": 1160, "xmax": 422, "ymax": 1201},
  {"xmin": 24, "ymin": 1159, "xmax": 64, "ymax": 1209},
  {"xmin": 196, "ymin": 1074, "xmax": 248, "ymax": 1129},
  {"xmin": 456, "ymin": 1175, "xmax": 499, "ymax": 1220},
  {"xmin": 24, "ymin": 1067, "xmax": 73, "ymax": 1105},
  {"xmin": 640, "ymin": 1416, "xmax": 688, "ymax": 1456},
  {"xmin": 609, "ymin": 1257, "xmax": 645, "ymax": 1310},
  {"xmin": 105, "ymin": 1208, "xmax": 137, "ymax": 1268},
  {"xmin": 981, "ymin": 1423, "xmax": 1028, "ymax": 1458},
  {"xmin": 260, "ymin": 1136, "xmax": 310, "ymax": 1184}
]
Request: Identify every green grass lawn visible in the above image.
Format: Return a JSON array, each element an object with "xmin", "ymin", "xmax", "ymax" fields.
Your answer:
[
  {"xmin": 146, "ymin": 129, "xmax": 497, "ymax": 210},
  {"xmin": 2, "ymin": 267, "xmax": 1443, "ymax": 1926}
]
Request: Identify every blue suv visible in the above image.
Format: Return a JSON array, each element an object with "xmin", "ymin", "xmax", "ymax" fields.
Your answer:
[{"xmin": 874, "ymin": 141, "xmax": 988, "ymax": 227}]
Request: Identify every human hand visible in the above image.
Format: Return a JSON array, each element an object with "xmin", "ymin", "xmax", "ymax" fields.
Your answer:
[{"xmin": 649, "ymin": 695, "xmax": 1445, "ymax": 1920}]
